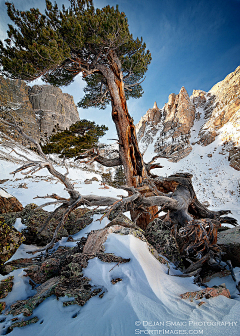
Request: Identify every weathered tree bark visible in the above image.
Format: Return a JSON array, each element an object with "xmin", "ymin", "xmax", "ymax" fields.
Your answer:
[{"xmin": 97, "ymin": 51, "xmax": 158, "ymax": 228}]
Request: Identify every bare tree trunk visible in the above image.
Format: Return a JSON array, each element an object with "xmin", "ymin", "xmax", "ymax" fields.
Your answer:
[{"xmin": 99, "ymin": 51, "xmax": 158, "ymax": 228}]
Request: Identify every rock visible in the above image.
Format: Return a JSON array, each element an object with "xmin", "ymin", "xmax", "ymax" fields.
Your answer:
[
  {"xmin": 111, "ymin": 278, "xmax": 122, "ymax": 285},
  {"xmin": 0, "ymin": 179, "xmax": 9, "ymax": 184},
  {"xmin": 199, "ymin": 66, "xmax": 240, "ymax": 150},
  {"xmin": 18, "ymin": 183, "xmax": 28, "ymax": 189},
  {"xmin": 20, "ymin": 204, "xmax": 92, "ymax": 246},
  {"xmin": 136, "ymin": 66, "xmax": 240, "ymax": 170},
  {"xmin": 7, "ymin": 317, "xmax": 39, "ymax": 333},
  {"xmin": 0, "ymin": 189, "xmax": 23, "ymax": 214},
  {"xmin": 1, "ymin": 223, "xmax": 170, "ymax": 332},
  {"xmin": 144, "ymin": 218, "xmax": 183, "ymax": 267},
  {"xmin": 0, "ymin": 76, "xmax": 41, "ymax": 145},
  {"xmin": 229, "ymin": 147, "xmax": 240, "ymax": 171},
  {"xmin": 0, "ymin": 302, "xmax": 6, "ymax": 314},
  {"xmin": 136, "ymin": 87, "xmax": 195, "ymax": 161},
  {"xmin": 0, "ymin": 76, "xmax": 80, "ymax": 145},
  {"xmin": 202, "ymin": 269, "xmax": 231, "ymax": 283},
  {"xmin": 180, "ymin": 283, "xmax": 231, "ymax": 301},
  {"xmin": 0, "ymin": 220, "xmax": 25, "ymax": 271},
  {"xmin": 217, "ymin": 227, "xmax": 240, "ymax": 267},
  {"xmin": 84, "ymin": 179, "xmax": 92, "ymax": 184},
  {"xmin": 28, "ymin": 85, "xmax": 79, "ymax": 140},
  {"xmin": 0, "ymin": 276, "xmax": 14, "ymax": 299}
]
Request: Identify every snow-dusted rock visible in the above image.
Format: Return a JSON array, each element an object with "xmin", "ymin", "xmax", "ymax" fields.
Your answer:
[
  {"xmin": 0, "ymin": 188, "xmax": 23, "ymax": 214},
  {"xmin": 218, "ymin": 226, "xmax": 240, "ymax": 267},
  {"xmin": 136, "ymin": 66, "xmax": 240, "ymax": 168}
]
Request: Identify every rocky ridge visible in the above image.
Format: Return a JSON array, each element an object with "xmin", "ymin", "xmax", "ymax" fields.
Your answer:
[
  {"xmin": 0, "ymin": 76, "xmax": 80, "ymax": 144},
  {"xmin": 136, "ymin": 66, "xmax": 240, "ymax": 170}
]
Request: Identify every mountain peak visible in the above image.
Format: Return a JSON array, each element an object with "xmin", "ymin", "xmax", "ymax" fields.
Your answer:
[{"xmin": 136, "ymin": 65, "xmax": 240, "ymax": 170}]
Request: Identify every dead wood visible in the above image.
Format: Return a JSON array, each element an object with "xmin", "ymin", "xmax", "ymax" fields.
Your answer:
[
  {"xmin": 75, "ymin": 148, "xmax": 122, "ymax": 167},
  {"xmin": 1, "ymin": 112, "xmax": 238, "ymax": 278}
]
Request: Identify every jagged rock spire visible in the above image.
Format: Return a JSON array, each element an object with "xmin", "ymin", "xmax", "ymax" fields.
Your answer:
[{"xmin": 153, "ymin": 101, "xmax": 158, "ymax": 109}]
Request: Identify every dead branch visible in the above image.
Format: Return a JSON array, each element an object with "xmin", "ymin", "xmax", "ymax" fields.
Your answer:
[{"xmin": 75, "ymin": 147, "xmax": 122, "ymax": 167}]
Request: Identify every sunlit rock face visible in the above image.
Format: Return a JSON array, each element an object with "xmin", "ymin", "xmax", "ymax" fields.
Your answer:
[
  {"xmin": 136, "ymin": 66, "xmax": 240, "ymax": 170},
  {"xmin": 0, "ymin": 77, "xmax": 79, "ymax": 145},
  {"xmin": 198, "ymin": 66, "xmax": 240, "ymax": 170},
  {"xmin": 137, "ymin": 87, "xmax": 195, "ymax": 162}
]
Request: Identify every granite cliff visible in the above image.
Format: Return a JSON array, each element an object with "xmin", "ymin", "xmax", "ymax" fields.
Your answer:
[
  {"xmin": 136, "ymin": 66, "xmax": 240, "ymax": 170},
  {"xmin": 0, "ymin": 77, "xmax": 79, "ymax": 144}
]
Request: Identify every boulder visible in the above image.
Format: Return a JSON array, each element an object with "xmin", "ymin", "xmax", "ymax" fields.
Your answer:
[
  {"xmin": 0, "ymin": 276, "xmax": 14, "ymax": 300},
  {"xmin": 144, "ymin": 218, "xmax": 183, "ymax": 267},
  {"xmin": 180, "ymin": 283, "xmax": 231, "ymax": 302},
  {"xmin": 0, "ymin": 220, "xmax": 25, "ymax": 271},
  {"xmin": 0, "ymin": 189, "xmax": 23, "ymax": 214},
  {"xmin": 217, "ymin": 227, "xmax": 240, "ymax": 267},
  {"xmin": 20, "ymin": 204, "xmax": 93, "ymax": 246}
]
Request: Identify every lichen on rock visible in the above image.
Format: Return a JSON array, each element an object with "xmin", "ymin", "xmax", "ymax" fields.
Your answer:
[{"xmin": 0, "ymin": 220, "xmax": 25, "ymax": 271}]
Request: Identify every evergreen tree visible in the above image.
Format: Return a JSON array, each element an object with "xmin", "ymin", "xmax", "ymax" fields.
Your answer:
[
  {"xmin": 0, "ymin": 0, "xmax": 153, "ymax": 226},
  {"xmin": 42, "ymin": 119, "xmax": 108, "ymax": 157},
  {"xmin": 0, "ymin": 0, "xmax": 151, "ymax": 187},
  {"xmin": 113, "ymin": 165, "xmax": 126, "ymax": 187}
]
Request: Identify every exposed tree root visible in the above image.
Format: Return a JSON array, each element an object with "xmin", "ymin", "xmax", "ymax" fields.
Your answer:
[{"xmin": 0, "ymin": 113, "xmax": 238, "ymax": 277}]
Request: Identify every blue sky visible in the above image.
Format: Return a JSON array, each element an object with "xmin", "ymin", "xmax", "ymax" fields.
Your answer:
[{"xmin": 0, "ymin": 0, "xmax": 240, "ymax": 142}]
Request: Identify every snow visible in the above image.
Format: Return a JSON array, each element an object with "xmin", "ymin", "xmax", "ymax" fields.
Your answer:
[
  {"xmin": 13, "ymin": 218, "xmax": 27, "ymax": 233},
  {"xmin": 0, "ymin": 132, "xmax": 240, "ymax": 335},
  {"xmin": 0, "ymin": 188, "xmax": 12, "ymax": 198},
  {"xmin": 142, "ymin": 107, "xmax": 240, "ymax": 224},
  {"xmin": 1, "ymin": 234, "xmax": 240, "ymax": 336}
]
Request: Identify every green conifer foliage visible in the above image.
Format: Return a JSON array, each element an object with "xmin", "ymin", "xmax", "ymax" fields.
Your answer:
[
  {"xmin": 42, "ymin": 119, "xmax": 108, "ymax": 157},
  {"xmin": 0, "ymin": 0, "xmax": 151, "ymax": 108},
  {"xmin": 113, "ymin": 166, "xmax": 126, "ymax": 187},
  {"xmin": 0, "ymin": 0, "xmax": 151, "ymax": 190}
]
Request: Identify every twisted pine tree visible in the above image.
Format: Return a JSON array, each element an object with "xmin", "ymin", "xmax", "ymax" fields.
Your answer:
[
  {"xmin": 1, "ymin": 1, "xmax": 238, "ymax": 275},
  {"xmin": 0, "ymin": 0, "xmax": 151, "ymax": 190}
]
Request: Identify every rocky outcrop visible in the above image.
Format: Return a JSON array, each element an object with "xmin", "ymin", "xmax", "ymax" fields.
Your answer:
[
  {"xmin": 137, "ymin": 87, "xmax": 195, "ymax": 161},
  {"xmin": 136, "ymin": 66, "xmax": 240, "ymax": 169},
  {"xmin": 0, "ymin": 76, "xmax": 79, "ymax": 144},
  {"xmin": 28, "ymin": 85, "xmax": 79, "ymax": 140},
  {"xmin": 144, "ymin": 218, "xmax": 183, "ymax": 267},
  {"xmin": 0, "ymin": 76, "xmax": 41, "ymax": 145},
  {"xmin": 0, "ymin": 220, "xmax": 25, "ymax": 270},
  {"xmin": 228, "ymin": 147, "xmax": 240, "ymax": 171},
  {"xmin": 194, "ymin": 67, "xmax": 240, "ymax": 170},
  {"xmin": 14, "ymin": 204, "xmax": 92, "ymax": 246},
  {"xmin": 199, "ymin": 66, "xmax": 240, "ymax": 147},
  {"xmin": 217, "ymin": 227, "xmax": 240, "ymax": 267}
]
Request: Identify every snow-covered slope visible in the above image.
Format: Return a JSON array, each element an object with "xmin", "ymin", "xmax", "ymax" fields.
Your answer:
[
  {"xmin": 137, "ymin": 66, "xmax": 240, "ymax": 170},
  {"xmin": 143, "ymin": 107, "xmax": 240, "ymax": 224},
  {"xmin": 0, "ymin": 130, "xmax": 240, "ymax": 335},
  {"xmin": 136, "ymin": 66, "xmax": 240, "ymax": 223}
]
